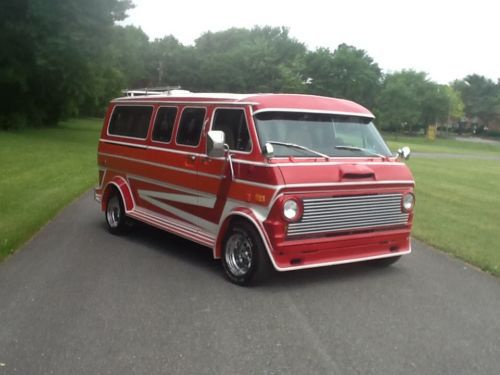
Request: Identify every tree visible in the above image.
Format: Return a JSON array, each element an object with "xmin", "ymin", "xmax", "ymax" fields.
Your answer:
[
  {"xmin": 442, "ymin": 85, "xmax": 465, "ymax": 124},
  {"xmin": 453, "ymin": 75, "xmax": 500, "ymax": 126},
  {"xmin": 146, "ymin": 35, "xmax": 200, "ymax": 89},
  {"xmin": 0, "ymin": 0, "xmax": 133, "ymax": 128},
  {"xmin": 192, "ymin": 27, "xmax": 306, "ymax": 92},
  {"xmin": 304, "ymin": 44, "xmax": 382, "ymax": 108},
  {"xmin": 375, "ymin": 70, "xmax": 448, "ymax": 132},
  {"xmin": 110, "ymin": 25, "xmax": 151, "ymax": 88}
]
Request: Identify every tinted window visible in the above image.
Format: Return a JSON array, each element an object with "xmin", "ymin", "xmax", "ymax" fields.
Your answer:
[
  {"xmin": 176, "ymin": 108, "xmax": 206, "ymax": 146},
  {"xmin": 212, "ymin": 109, "xmax": 251, "ymax": 152},
  {"xmin": 152, "ymin": 107, "xmax": 177, "ymax": 143},
  {"xmin": 108, "ymin": 106, "xmax": 153, "ymax": 138}
]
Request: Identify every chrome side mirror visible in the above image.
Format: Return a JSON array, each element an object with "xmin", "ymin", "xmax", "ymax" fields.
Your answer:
[
  {"xmin": 263, "ymin": 142, "xmax": 274, "ymax": 157},
  {"xmin": 207, "ymin": 130, "xmax": 225, "ymax": 157},
  {"xmin": 397, "ymin": 146, "xmax": 411, "ymax": 160}
]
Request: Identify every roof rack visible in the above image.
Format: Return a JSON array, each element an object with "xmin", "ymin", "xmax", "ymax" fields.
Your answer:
[{"xmin": 122, "ymin": 86, "xmax": 191, "ymax": 97}]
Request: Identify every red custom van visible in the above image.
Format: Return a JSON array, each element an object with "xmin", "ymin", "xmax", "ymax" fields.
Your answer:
[{"xmin": 95, "ymin": 92, "xmax": 414, "ymax": 285}]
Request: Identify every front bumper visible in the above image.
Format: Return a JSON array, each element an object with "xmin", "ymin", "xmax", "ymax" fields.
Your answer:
[{"xmin": 267, "ymin": 227, "xmax": 411, "ymax": 271}]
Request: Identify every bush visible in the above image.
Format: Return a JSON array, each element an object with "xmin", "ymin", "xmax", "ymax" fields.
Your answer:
[
  {"xmin": 485, "ymin": 130, "xmax": 500, "ymax": 139},
  {"xmin": 0, "ymin": 113, "xmax": 28, "ymax": 131}
]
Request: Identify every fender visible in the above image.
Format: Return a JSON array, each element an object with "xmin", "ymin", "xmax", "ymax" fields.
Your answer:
[
  {"xmin": 101, "ymin": 176, "xmax": 135, "ymax": 213},
  {"xmin": 215, "ymin": 208, "xmax": 281, "ymax": 271}
]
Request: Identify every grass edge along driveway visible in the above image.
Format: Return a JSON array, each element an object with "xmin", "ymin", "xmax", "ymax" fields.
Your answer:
[
  {"xmin": 388, "ymin": 137, "xmax": 500, "ymax": 277},
  {"xmin": 0, "ymin": 118, "xmax": 101, "ymax": 261}
]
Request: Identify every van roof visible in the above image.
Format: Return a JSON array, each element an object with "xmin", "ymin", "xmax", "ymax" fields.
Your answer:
[{"xmin": 112, "ymin": 93, "xmax": 374, "ymax": 118}]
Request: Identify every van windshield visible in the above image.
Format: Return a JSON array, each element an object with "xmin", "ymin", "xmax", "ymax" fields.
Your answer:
[{"xmin": 254, "ymin": 111, "xmax": 392, "ymax": 158}]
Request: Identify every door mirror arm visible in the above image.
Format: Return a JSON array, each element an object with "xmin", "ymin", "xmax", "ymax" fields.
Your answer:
[{"xmin": 224, "ymin": 144, "xmax": 235, "ymax": 180}]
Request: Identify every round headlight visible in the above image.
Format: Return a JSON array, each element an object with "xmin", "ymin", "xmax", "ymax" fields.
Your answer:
[
  {"xmin": 283, "ymin": 199, "xmax": 300, "ymax": 221},
  {"xmin": 402, "ymin": 193, "xmax": 415, "ymax": 212}
]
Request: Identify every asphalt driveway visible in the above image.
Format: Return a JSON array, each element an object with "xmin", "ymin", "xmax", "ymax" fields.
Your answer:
[{"xmin": 1, "ymin": 191, "xmax": 499, "ymax": 375}]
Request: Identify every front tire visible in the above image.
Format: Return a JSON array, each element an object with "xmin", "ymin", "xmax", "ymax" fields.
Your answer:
[
  {"xmin": 105, "ymin": 192, "xmax": 127, "ymax": 234},
  {"xmin": 222, "ymin": 221, "xmax": 272, "ymax": 286}
]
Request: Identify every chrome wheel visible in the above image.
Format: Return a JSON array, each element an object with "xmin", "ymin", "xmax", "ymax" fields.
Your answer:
[
  {"xmin": 224, "ymin": 231, "xmax": 254, "ymax": 277},
  {"xmin": 106, "ymin": 195, "xmax": 122, "ymax": 229}
]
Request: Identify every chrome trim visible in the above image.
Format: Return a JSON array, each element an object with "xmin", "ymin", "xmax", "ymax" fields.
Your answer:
[
  {"xmin": 232, "ymin": 159, "xmax": 403, "ymax": 167},
  {"xmin": 252, "ymin": 107, "xmax": 374, "ymax": 118},
  {"xmin": 232, "ymin": 179, "xmax": 415, "ymax": 191},
  {"xmin": 111, "ymin": 100, "xmax": 259, "ymax": 106},
  {"xmin": 288, "ymin": 193, "xmax": 409, "ymax": 236},
  {"xmin": 130, "ymin": 207, "xmax": 215, "ymax": 248},
  {"xmin": 101, "ymin": 139, "xmax": 149, "ymax": 149}
]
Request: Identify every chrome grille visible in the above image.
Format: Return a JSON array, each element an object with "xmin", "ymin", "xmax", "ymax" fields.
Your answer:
[{"xmin": 287, "ymin": 193, "xmax": 409, "ymax": 236}]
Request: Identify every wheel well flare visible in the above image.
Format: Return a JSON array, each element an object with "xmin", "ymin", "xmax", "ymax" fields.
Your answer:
[{"xmin": 101, "ymin": 178, "xmax": 134, "ymax": 212}]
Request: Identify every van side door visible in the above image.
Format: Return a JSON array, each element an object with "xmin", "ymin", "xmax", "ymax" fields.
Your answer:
[{"xmin": 196, "ymin": 107, "xmax": 253, "ymax": 233}]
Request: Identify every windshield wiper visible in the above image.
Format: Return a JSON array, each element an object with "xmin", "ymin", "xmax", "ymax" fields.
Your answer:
[
  {"xmin": 334, "ymin": 145, "xmax": 387, "ymax": 159},
  {"xmin": 267, "ymin": 141, "xmax": 329, "ymax": 159}
]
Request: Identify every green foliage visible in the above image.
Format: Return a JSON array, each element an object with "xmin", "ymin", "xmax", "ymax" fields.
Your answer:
[
  {"xmin": 147, "ymin": 36, "xmax": 199, "ymax": 88},
  {"xmin": 442, "ymin": 85, "xmax": 465, "ymax": 122},
  {"xmin": 375, "ymin": 70, "xmax": 449, "ymax": 132},
  {"xmin": 304, "ymin": 44, "xmax": 382, "ymax": 108},
  {"xmin": 192, "ymin": 27, "xmax": 306, "ymax": 92},
  {"xmin": 1, "ymin": 0, "xmax": 499, "ymax": 132},
  {"xmin": 0, "ymin": 0, "xmax": 133, "ymax": 129},
  {"xmin": 110, "ymin": 25, "xmax": 150, "ymax": 88},
  {"xmin": 453, "ymin": 75, "xmax": 500, "ymax": 126}
]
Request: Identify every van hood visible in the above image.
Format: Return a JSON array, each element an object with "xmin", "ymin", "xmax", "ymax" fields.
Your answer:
[{"xmin": 275, "ymin": 159, "xmax": 414, "ymax": 187}]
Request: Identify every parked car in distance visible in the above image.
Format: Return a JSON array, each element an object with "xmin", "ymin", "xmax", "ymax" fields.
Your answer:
[{"xmin": 95, "ymin": 92, "xmax": 415, "ymax": 285}]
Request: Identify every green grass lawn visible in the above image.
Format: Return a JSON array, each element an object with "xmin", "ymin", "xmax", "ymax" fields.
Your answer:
[
  {"xmin": 0, "ymin": 118, "xmax": 101, "ymax": 261},
  {"xmin": 386, "ymin": 133, "xmax": 500, "ymax": 156},
  {"xmin": 388, "ymin": 135, "xmax": 500, "ymax": 276}
]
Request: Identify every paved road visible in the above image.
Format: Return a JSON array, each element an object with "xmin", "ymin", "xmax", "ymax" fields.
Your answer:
[
  {"xmin": 454, "ymin": 136, "xmax": 500, "ymax": 145},
  {"xmin": 412, "ymin": 152, "xmax": 500, "ymax": 161},
  {"xmin": 1, "ymin": 191, "xmax": 499, "ymax": 375}
]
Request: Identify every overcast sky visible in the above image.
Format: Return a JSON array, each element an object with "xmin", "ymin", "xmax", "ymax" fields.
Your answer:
[{"xmin": 123, "ymin": 0, "xmax": 499, "ymax": 84}]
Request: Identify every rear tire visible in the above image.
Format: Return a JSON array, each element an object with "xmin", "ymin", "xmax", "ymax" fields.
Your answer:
[
  {"xmin": 368, "ymin": 255, "xmax": 401, "ymax": 267},
  {"xmin": 222, "ymin": 221, "xmax": 273, "ymax": 286},
  {"xmin": 105, "ymin": 192, "xmax": 127, "ymax": 235}
]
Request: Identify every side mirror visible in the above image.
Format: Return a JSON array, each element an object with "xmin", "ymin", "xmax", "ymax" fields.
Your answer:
[
  {"xmin": 263, "ymin": 142, "xmax": 274, "ymax": 157},
  {"xmin": 207, "ymin": 130, "xmax": 225, "ymax": 157},
  {"xmin": 397, "ymin": 146, "xmax": 411, "ymax": 160}
]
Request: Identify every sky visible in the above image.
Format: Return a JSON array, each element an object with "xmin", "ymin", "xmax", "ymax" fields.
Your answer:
[{"xmin": 122, "ymin": 0, "xmax": 500, "ymax": 84}]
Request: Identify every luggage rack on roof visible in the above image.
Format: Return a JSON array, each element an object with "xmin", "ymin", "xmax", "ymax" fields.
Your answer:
[{"xmin": 123, "ymin": 86, "xmax": 191, "ymax": 97}]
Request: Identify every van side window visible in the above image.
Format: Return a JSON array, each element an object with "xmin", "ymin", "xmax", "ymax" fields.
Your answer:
[
  {"xmin": 108, "ymin": 106, "xmax": 153, "ymax": 139},
  {"xmin": 152, "ymin": 107, "xmax": 177, "ymax": 143},
  {"xmin": 212, "ymin": 109, "xmax": 251, "ymax": 152},
  {"xmin": 176, "ymin": 108, "xmax": 206, "ymax": 146}
]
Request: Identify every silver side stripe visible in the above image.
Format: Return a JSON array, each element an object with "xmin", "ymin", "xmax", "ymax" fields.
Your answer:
[
  {"xmin": 130, "ymin": 208, "xmax": 215, "ymax": 248},
  {"xmin": 130, "ymin": 174, "xmax": 216, "ymax": 200},
  {"xmin": 138, "ymin": 190, "xmax": 219, "ymax": 234},
  {"xmin": 138, "ymin": 189, "xmax": 217, "ymax": 209}
]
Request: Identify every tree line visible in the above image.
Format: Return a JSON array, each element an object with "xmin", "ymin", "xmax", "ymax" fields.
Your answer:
[{"xmin": 1, "ymin": 0, "xmax": 499, "ymax": 132}]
